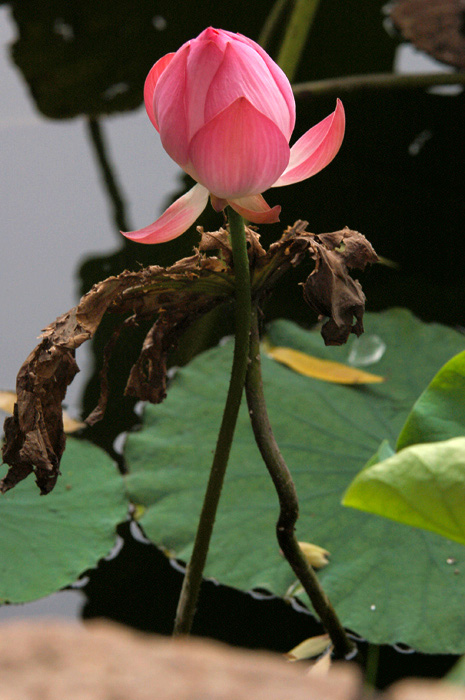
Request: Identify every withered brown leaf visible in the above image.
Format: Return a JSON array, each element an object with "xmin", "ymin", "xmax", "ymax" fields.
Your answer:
[
  {"xmin": 302, "ymin": 227, "xmax": 378, "ymax": 346},
  {"xmin": 2, "ymin": 223, "xmax": 376, "ymax": 494},
  {"xmin": 391, "ymin": 0, "xmax": 465, "ymax": 70},
  {"xmin": 1, "ymin": 245, "xmax": 234, "ymax": 494}
]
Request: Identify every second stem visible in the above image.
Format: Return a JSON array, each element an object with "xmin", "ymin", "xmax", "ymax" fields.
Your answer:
[{"xmin": 245, "ymin": 304, "xmax": 354, "ymax": 659}]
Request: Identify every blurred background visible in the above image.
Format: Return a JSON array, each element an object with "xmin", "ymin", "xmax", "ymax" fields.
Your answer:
[{"xmin": 0, "ymin": 0, "xmax": 463, "ymax": 684}]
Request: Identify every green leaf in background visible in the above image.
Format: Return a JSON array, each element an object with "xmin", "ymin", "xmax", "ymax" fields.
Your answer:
[
  {"xmin": 343, "ymin": 346, "xmax": 465, "ymax": 548},
  {"xmin": 124, "ymin": 309, "xmax": 465, "ymax": 653},
  {"xmin": 343, "ymin": 437, "xmax": 465, "ymax": 545},
  {"xmin": 397, "ymin": 349, "xmax": 465, "ymax": 450},
  {"xmin": 0, "ymin": 438, "xmax": 127, "ymax": 603},
  {"xmin": 363, "ymin": 439, "xmax": 395, "ymax": 467}
]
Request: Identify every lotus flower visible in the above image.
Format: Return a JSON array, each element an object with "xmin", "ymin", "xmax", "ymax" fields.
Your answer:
[{"xmin": 122, "ymin": 27, "xmax": 345, "ymax": 244}]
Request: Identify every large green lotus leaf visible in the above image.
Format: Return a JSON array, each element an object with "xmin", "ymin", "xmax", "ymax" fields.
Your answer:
[
  {"xmin": 124, "ymin": 309, "xmax": 465, "ymax": 652},
  {"xmin": 0, "ymin": 437, "xmax": 127, "ymax": 603},
  {"xmin": 397, "ymin": 350, "xmax": 465, "ymax": 449},
  {"xmin": 343, "ymin": 437, "xmax": 465, "ymax": 545}
]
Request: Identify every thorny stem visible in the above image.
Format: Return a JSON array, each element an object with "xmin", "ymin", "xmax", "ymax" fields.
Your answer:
[
  {"xmin": 276, "ymin": 0, "xmax": 322, "ymax": 81},
  {"xmin": 173, "ymin": 208, "xmax": 251, "ymax": 636},
  {"xmin": 245, "ymin": 305, "xmax": 354, "ymax": 660},
  {"xmin": 293, "ymin": 71, "xmax": 465, "ymax": 98}
]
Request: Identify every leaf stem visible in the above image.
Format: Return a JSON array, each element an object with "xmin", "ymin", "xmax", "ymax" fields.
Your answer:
[
  {"xmin": 245, "ymin": 305, "xmax": 354, "ymax": 659},
  {"xmin": 276, "ymin": 0, "xmax": 321, "ymax": 81},
  {"xmin": 173, "ymin": 208, "xmax": 251, "ymax": 636},
  {"xmin": 293, "ymin": 71, "xmax": 465, "ymax": 98}
]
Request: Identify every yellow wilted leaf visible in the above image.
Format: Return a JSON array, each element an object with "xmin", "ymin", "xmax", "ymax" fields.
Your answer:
[
  {"xmin": 0, "ymin": 390, "xmax": 84, "ymax": 434},
  {"xmin": 286, "ymin": 634, "xmax": 331, "ymax": 661},
  {"xmin": 62, "ymin": 414, "xmax": 86, "ymax": 434},
  {"xmin": 284, "ymin": 542, "xmax": 331, "ymax": 599},
  {"xmin": 264, "ymin": 343, "xmax": 384, "ymax": 385},
  {"xmin": 0, "ymin": 390, "xmax": 16, "ymax": 415},
  {"xmin": 307, "ymin": 648, "xmax": 333, "ymax": 676},
  {"xmin": 298, "ymin": 541, "xmax": 330, "ymax": 569}
]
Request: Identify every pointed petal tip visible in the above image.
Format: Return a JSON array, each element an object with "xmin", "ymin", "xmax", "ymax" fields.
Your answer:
[
  {"xmin": 272, "ymin": 99, "xmax": 345, "ymax": 188},
  {"xmin": 334, "ymin": 97, "xmax": 345, "ymax": 127},
  {"xmin": 121, "ymin": 183, "xmax": 209, "ymax": 244},
  {"xmin": 229, "ymin": 194, "xmax": 281, "ymax": 224}
]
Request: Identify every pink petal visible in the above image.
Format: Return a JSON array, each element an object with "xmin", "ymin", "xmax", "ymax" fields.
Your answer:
[
  {"xmin": 195, "ymin": 27, "xmax": 230, "ymax": 51},
  {"xmin": 121, "ymin": 184, "xmax": 209, "ymax": 244},
  {"xmin": 228, "ymin": 194, "xmax": 281, "ymax": 224},
  {"xmin": 144, "ymin": 53, "xmax": 175, "ymax": 131},
  {"xmin": 185, "ymin": 38, "xmax": 225, "ymax": 139},
  {"xmin": 210, "ymin": 194, "xmax": 228, "ymax": 212},
  {"xmin": 189, "ymin": 97, "xmax": 290, "ymax": 199},
  {"xmin": 154, "ymin": 44, "xmax": 191, "ymax": 166},
  {"xmin": 225, "ymin": 31, "xmax": 296, "ymax": 137},
  {"xmin": 272, "ymin": 99, "xmax": 345, "ymax": 188},
  {"xmin": 205, "ymin": 42, "xmax": 294, "ymax": 141}
]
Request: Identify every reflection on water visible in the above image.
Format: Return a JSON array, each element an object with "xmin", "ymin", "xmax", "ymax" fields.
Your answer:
[
  {"xmin": 0, "ymin": 5, "xmax": 179, "ymax": 413},
  {"xmin": 86, "ymin": 118, "xmax": 131, "ymax": 233},
  {"xmin": 0, "ymin": 589, "xmax": 85, "ymax": 621},
  {"xmin": 394, "ymin": 42, "xmax": 463, "ymax": 96},
  {"xmin": 9, "ymin": 0, "xmax": 168, "ymax": 119}
]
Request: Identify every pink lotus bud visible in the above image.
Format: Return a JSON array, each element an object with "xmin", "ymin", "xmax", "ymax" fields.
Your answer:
[{"xmin": 122, "ymin": 28, "xmax": 345, "ymax": 244}]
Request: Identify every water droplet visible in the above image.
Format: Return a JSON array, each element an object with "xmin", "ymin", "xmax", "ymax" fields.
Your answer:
[
  {"xmin": 409, "ymin": 129, "xmax": 433, "ymax": 156},
  {"xmin": 152, "ymin": 15, "xmax": 167, "ymax": 30},
  {"xmin": 103, "ymin": 83, "xmax": 130, "ymax": 100},
  {"xmin": 53, "ymin": 19, "xmax": 74, "ymax": 41},
  {"xmin": 348, "ymin": 335, "xmax": 386, "ymax": 367},
  {"xmin": 370, "ymin": 604, "xmax": 376, "ymax": 611},
  {"xmin": 447, "ymin": 557, "xmax": 457, "ymax": 565}
]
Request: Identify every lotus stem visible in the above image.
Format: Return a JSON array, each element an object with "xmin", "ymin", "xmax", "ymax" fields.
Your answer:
[
  {"xmin": 245, "ymin": 304, "xmax": 354, "ymax": 659},
  {"xmin": 173, "ymin": 208, "xmax": 252, "ymax": 636}
]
